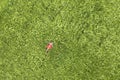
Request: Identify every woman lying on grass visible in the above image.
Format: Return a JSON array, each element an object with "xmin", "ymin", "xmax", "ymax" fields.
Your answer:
[{"xmin": 46, "ymin": 42, "xmax": 53, "ymax": 53}]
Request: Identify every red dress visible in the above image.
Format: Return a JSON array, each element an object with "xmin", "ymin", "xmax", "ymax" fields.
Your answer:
[{"xmin": 46, "ymin": 43, "xmax": 53, "ymax": 49}]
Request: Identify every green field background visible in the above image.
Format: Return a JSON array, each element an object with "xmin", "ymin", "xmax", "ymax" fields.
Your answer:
[{"xmin": 0, "ymin": 0, "xmax": 120, "ymax": 80}]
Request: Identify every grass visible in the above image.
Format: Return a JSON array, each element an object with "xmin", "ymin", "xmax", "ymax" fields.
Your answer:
[{"xmin": 0, "ymin": 0, "xmax": 120, "ymax": 80}]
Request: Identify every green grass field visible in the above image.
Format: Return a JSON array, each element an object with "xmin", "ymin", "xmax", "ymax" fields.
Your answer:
[{"xmin": 0, "ymin": 0, "xmax": 120, "ymax": 80}]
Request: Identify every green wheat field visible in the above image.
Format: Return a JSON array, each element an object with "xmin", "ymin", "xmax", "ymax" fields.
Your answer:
[{"xmin": 0, "ymin": 0, "xmax": 120, "ymax": 80}]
